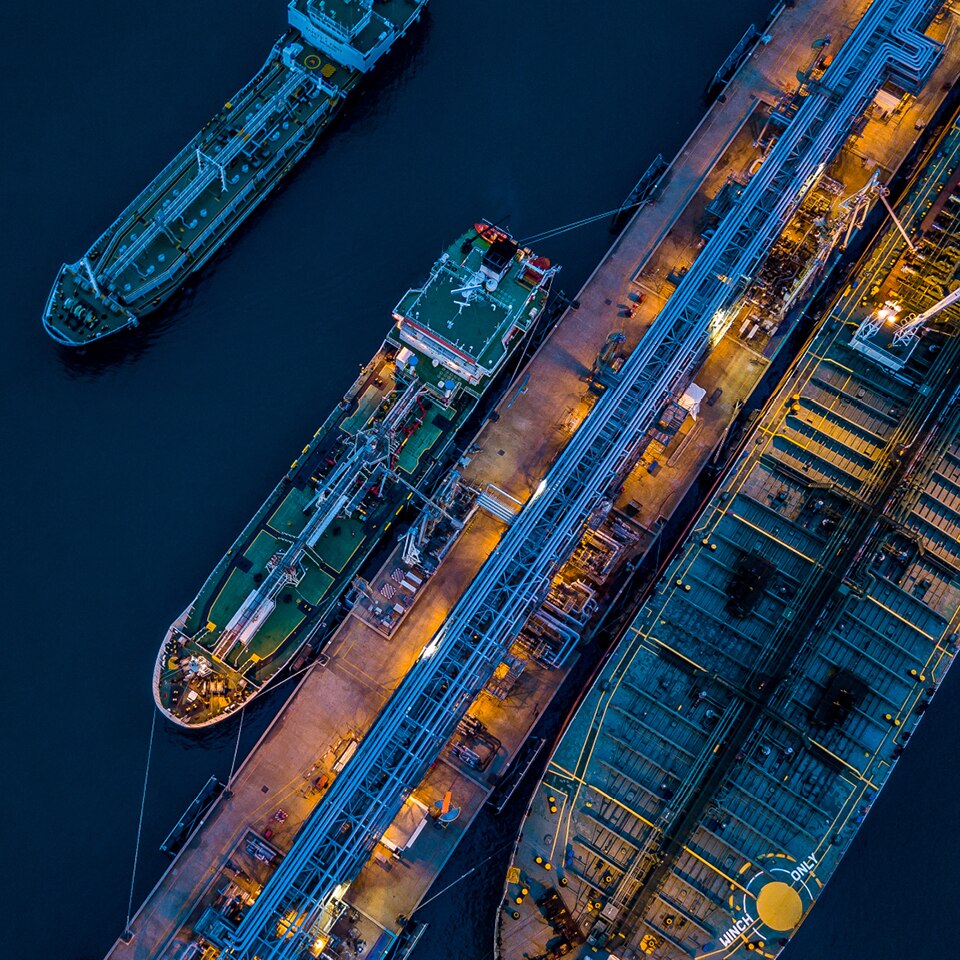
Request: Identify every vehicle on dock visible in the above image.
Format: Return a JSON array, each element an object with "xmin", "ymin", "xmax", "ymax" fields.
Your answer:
[
  {"xmin": 42, "ymin": 0, "xmax": 428, "ymax": 347},
  {"xmin": 154, "ymin": 223, "xmax": 557, "ymax": 726}
]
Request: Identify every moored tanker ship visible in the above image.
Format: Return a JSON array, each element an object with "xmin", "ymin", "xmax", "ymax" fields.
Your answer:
[
  {"xmin": 497, "ymin": 110, "xmax": 960, "ymax": 960},
  {"xmin": 154, "ymin": 223, "xmax": 556, "ymax": 726},
  {"xmin": 42, "ymin": 0, "xmax": 427, "ymax": 347}
]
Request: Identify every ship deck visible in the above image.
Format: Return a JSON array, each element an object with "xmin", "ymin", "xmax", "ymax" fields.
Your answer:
[
  {"xmin": 112, "ymin": 507, "xmax": 507, "ymax": 960},
  {"xmin": 394, "ymin": 241, "xmax": 542, "ymax": 378},
  {"xmin": 155, "ymin": 352, "xmax": 463, "ymax": 725},
  {"xmin": 499, "ymin": 98, "xmax": 960, "ymax": 960},
  {"xmin": 315, "ymin": 0, "xmax": 424, "ymax": 56},
  {"xmin": 156, "ymin": 230, "xmax": 553, "ymax": 726}
]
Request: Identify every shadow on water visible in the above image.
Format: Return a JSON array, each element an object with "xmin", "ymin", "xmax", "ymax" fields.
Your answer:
[{"xmin": 55, "ymin": 288, "xmax": 200, "ymax": 377}]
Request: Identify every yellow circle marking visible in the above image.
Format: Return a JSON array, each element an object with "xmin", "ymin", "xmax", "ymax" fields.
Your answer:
[
  {"xmin": 304, "ymin": 54, "xmax": 322, "ymax": 70},
  {"xmin": 756, "ymin": 882, "xmax": 803, "ymax": 931}
]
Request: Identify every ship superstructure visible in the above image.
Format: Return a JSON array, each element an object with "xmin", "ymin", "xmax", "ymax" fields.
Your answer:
[
  {"xmin": 42, "ymin": 0, "xmax": 426, "ymax": 347},
  {"xmin": 154, "ymin": 224, "xmax": 555, "ymax": 726},
  {"xmin": 497, "ymin": 100, "xmax": 960, "ymax": 960}
]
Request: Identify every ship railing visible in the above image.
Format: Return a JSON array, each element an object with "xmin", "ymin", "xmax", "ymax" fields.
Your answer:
[
  {"xmin": 80, "ymin": 36, "xmax": 292, "ymax": 278},
  {"xmin": 123, "ymin": 177, "xmax": 271, "ymax": 302},
  {"xmin": 119, "ymin": 83, "xmax": 337, "ymax": 300},
  {"xmin": 216, "ymin": 464, "xmax": 366, "ymax": 658},
  {"xmin": 79, "ymin": 127, "xmax": 212, "ymax": 273},
  {"xmin": 51, "ymin": 260, "xmax": 138, "ymax": 324},
  {"xmin": 303, "ymin": 1, "xmax": 373, "ymax": 43},
  {"xmin": 182, "ymin": 119, "xmax": 321, "ymax": 256},
  {"xmin": 174, "ymin": 369, "xmax": 378, "ymax": 646},
  {"xmin": 217, "ymin": 4, "xmax": 945, "ymax": 957},
  {"xmin": 209, "ymin": 384, "xmax": 421, "ymax": 660},
  {"xmin": 101, "ymin": 63, "xmax": 319, "ymax": 284}
]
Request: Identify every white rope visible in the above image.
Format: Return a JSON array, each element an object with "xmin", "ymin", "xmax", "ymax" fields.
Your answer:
[
  {"xmin": 224, "ymin": 660, "xmax": 315, "ymax": 786},
  {"xmin": 125, "ymin": 707, "xmax": 157, "ymax": 930},
  {"xmin": 414, "ymin": 837, "xmax": 515, "ymax": 912},
  {"xmin": 227, "ymin": 703, "xmax": 245, "ymax": 786},
  {"xmin": 121, "ymin": 660, "xmax": 316, "ymax": 932},
  {"xmin": 520, "ymin": 207, "xmax": 623, "ymax": 246}
]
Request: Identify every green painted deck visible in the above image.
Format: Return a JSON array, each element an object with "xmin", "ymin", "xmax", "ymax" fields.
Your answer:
[
  {"xmin": 241, "ymin": 599, "xmax": 306, "ymax": 666},
  {"xmin": 394, "ymin": 238, "xmax": 541, "ymax": 374},
  {"xmin": 311, "ymin": 516, "xmax": 366, "ymax": 572},
  {"xmin": 342, "ymin": 377, "xmax": 393, "ymax": 435},
  {"xmin": 297, "ymin": 563, "xmax": 335, "ymax": 605},
  {"xmin": 397, "ymin": 416, "xmax": 445, "ymax": 474},
  {"xmin": 204, "ymin": 531, "xmax": 282, "ymax": 638},
  {"xmin": 157, "ymin": 222, "xmax": 553, "ymax": 724},
  {"xmin": 268, "ymin": 487, "xmax": 313, "ymax": 538},
  {"xmin": 243, "ymin": 530, "xmax": 282, "ymax": 570}
]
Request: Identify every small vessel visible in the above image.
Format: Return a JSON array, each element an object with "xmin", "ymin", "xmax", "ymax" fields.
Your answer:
[
  {"xmin": 154, "ymin": 224, "xmax": 557, "ymax": 726},
  {"xmin": 42, "ymin": 0, "xmax": 427, "ymax": 347}
]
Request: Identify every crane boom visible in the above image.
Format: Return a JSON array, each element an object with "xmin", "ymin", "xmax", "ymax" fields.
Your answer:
[{"xmin": 892, "ymin": 284, "xmax": 960, "ymax": 344}]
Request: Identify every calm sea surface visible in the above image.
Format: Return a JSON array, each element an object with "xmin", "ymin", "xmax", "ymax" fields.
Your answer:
[{"xmin": 2, "ymin": 2, "xmax": 956, "ymax": 957}]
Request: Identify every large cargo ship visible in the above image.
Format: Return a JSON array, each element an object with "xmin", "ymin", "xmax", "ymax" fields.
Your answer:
[
  {"xmin": 497, "ymin": 108, "xmax": 960, "ymax": 960},
  {"xmin": 42, "ymin": 0, "xmax": 426, "ymax": 347},
  {"xmin": 154, "ymin": 223, "xmax": 556, "ymax": 726}
]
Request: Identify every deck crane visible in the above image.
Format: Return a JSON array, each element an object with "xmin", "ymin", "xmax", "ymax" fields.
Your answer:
[
  {"xmin": 893, "ymin": 284, "xmax": 960, "ymax": 344},
  {"xmin": 871, "ymin": 178, "xmax": 918, "ymax": 255},
  {"xmin": 776, "ymin": 172, "xmax": 908, "ymax": 322},
  {"xmin": 878, "ymin": 285, "xmax": 960, "ymax": 345},
  {"xmin": 836, "ymin": 171, "xmax": 916, "ymax": 253},
  {"xmin": 851, "ymin": 284, "xmax": 960, "ymax": 372}
]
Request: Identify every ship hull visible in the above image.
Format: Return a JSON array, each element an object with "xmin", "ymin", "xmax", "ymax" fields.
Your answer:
[{"xmin": 497, "ymin": 109, "xmax": 960, "ymax": 960}]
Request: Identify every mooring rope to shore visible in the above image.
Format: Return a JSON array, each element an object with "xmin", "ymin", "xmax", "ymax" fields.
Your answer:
[
  {"xmin": 125, "ymin": 706, "xmax": 157, "ymax": 933},
  {"xmin": 519, "ymin": 206, "xmax": 624, "ymax": 246},
  {"xmin": 227, "ymin": 704, "xmax": 245, "ymax": 787},
  {"xmin": 119, "ymin": 658, "xmax": 326, "ymax": 933}
]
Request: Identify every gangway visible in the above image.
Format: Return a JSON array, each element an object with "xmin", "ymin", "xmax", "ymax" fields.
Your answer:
[
  {"xmin": 892, "ymin": 283, "xmax": 960, "ymax": 342},
  {"xmin": 214, "ymin": 4, "xmax": 943, "ymax": 957},
  {"xmin": 852, "ymin": 281, "xmax": 960, "ymax": 369},
  {"xmin": 777, "ymin": 171, "xmax": 902, "ymax": 321}
]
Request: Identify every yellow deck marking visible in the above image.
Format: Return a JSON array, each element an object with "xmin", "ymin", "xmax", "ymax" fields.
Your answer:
[
  {"xmin": 867, "ymin": 594, "xmax": 938, "ymax": 641},
  {"xmin": 650, "ymin": 638, "xmax": 707, "ymax": 673},
  {"xmin": 726, "ymin": 514, "xmax": 818, "ymax": 563},
  {"xmin": 682, "ymin": 846, "xmax": 753, "ymax": 897},
  {"xmin": 547, "ymin": 772, "xmax": 659, "ymax": 833},
  {"xmin": 808, "ymin": 738, "xmax": 876, "ymax": 786},
  {"xmin": 756, "ymin": 881, "xmax": 803, "ymax": 930}
]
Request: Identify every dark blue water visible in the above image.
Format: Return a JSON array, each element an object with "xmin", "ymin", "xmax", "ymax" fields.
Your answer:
[{"xmin": 2, "ymin": 2, "xmax": 955, "ymax": 957}]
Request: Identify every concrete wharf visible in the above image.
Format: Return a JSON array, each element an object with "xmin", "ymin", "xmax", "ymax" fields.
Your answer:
[{"xmin": 107, "ymin": 2, "xmax": 960, "ymax": 958}]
